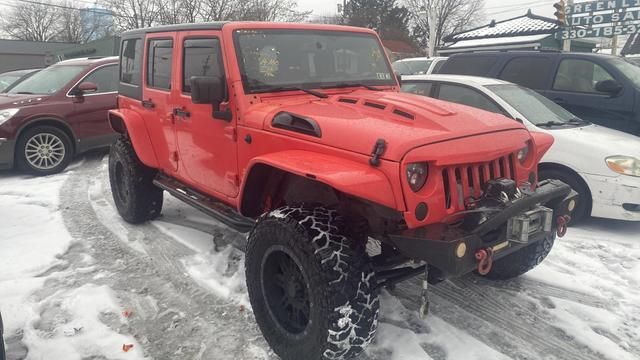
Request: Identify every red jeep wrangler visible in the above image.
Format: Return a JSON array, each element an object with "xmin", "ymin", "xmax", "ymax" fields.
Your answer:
[{"xmin": 108, "ymin": 22, "xmax": 576, "ymax": 360}]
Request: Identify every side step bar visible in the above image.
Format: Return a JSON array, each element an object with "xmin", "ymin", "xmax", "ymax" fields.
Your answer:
[{"xmin": 153, "ymin": 175, "xmax": 255, "ymax": 233}]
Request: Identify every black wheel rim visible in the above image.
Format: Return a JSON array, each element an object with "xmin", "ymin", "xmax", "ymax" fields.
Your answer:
[
  {"xmin": 262, "ymin": 246, "xmax": 311, "ymax": 335},
  {"xmin": 114, "ymin": 162, "xmax": 129, "ymax": 205}
]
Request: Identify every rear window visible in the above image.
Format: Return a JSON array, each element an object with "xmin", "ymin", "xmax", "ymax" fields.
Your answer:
[
  {"xmin": 439, "ymin": 55, "xmax": 497, "ymax": 76},
  {"xmin": 147, "ymin": 39, "xmax": 173, "ymax": 90},
  {"xmin": 499, "ymin": 57, "xmax": 552, "ymax": 89},
  {"xmin": 121, "ymin": 39, "xmax": 142, "ymax": 86}
]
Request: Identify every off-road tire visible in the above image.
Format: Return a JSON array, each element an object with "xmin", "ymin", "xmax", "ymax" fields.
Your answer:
[
  {"xmin": 483, "ymin": 234, "xmax": 555, "ymax": 280},
  {"xmin": 16, "ymin": 125, "xmax": 73, "ymax": 176},
  {"xmin": 108, "ymin": 137, "xmax": 163, "ymax": 224},
  {"xmin": 539, "ymin": 169, "xmax": 590, "ymax": 223},
  {"xmin": 246, "ymin": 206, "xmax": 379, "ymax": 360}
]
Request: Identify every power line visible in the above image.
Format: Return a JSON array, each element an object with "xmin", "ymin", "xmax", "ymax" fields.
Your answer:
[{"xmin": 486, "ymin": 0, "xmax": 554, "ymax": 11}]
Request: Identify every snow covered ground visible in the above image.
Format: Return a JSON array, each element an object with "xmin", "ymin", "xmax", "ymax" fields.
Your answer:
[{"xmin": 1, "ymin": 151, "xmax": 639, "ymax": 360}]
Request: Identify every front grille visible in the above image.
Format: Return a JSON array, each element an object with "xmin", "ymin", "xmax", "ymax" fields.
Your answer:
[{"xmin": 442, "ymin": 154, "xmax": 516, "ymax": 211}]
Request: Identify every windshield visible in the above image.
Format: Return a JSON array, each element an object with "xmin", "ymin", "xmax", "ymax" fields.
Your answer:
[
  {"xmin": 234, "ymin": 30, "xmax": 395, "ymax": 93},
  {"xmin": 392, "ymin": 59, "xmax": 432, "ymax": 75},
  {"xmin": 487, "ymin": 84, "xmax": 576, "ymax": 125},
  {"xmin": 0, "ymin": 74, "xmax": 23, "ymax": 92},
  {"xmin": 8, "ymin": 65, "xmax": 86, "ymax": 95},
  {"xmin": 610, "ymin": 58, "xmax": 640, "ymax": 88}
]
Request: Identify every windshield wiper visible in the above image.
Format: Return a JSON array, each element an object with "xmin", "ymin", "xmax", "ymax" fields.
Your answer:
[
  {"xmin": 266, "ymin": 86, "xmax": 328, "ymax": 99},
  {"xmin": 16, "ymin": 91, "xmax": 34, "ymax": 94},
  {"xmin": 322, "ymin": 83, "xmax": 383, "ymax": 91},
  {"xmin": 567, "ymin": 117, "xmax": 590, "ymax": 125},
  {"xmin": 245, "ymin": 77, "xmax": 328, "ymax": 98},
  {"xmin": 537, "ymin": 120, "xmax": 567, "ymax": 127}
]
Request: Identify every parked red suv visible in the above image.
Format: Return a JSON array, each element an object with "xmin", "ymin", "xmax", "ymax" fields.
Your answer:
[
  {"xmin": 108, "ymin": 22, "xmax": 577, "ymax": 360},
  {"xmin": 0, "ymin": 57, "xmax": 118, "ymax": 175}
]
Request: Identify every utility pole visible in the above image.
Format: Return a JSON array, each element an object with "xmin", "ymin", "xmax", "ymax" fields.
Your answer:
[{"xmin": 427, "ymin": 9, "xmax": 436, "ymax": 57}]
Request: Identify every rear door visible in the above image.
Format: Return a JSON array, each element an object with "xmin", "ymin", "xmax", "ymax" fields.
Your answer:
[
  {"xmin": 173, "ymin": 31, "xmax": 239, "ymax": 198},
  {"xmin": 497, "ymin": 55, "xmax": 555, "ymax": 91},
  {"xmin": 142, "ymin": 33, "xmax": 179, "ymax": 173},
  {"xmin": 544, "ymin": 57, "xmax": 634, "ymax": 131},
  {"xmin": 68, "ymin": 64, "xmax": 118, "ymax": 140}
]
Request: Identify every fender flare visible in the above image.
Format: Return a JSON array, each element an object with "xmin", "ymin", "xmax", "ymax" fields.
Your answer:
[
  {"xmin": 240, "ymin": 150, "xmax": 398, "ymax": 212},
  {"xmin": 108, "ymin": 109, "xmax": 159, "ymax": 168}
]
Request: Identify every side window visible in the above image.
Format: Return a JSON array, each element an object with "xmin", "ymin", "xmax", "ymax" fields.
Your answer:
[
  {"xmin": 121, "ymin": 39, "xmax": 142, "ymax": 85},
  {"xmin": 147, "ymin": 39, "xmax": 173, "ymax": 90},
  {"xmin": 183, "ymin": 38, "xmax": 225, "ymax": 93},
  {"xmin": 500, "ymin": 57, "xmax": 552, "ymax": 89},
  {"xmin": 553, "ymin": 59, "xmax": 616, "ymax": 93},
  {"xmin": 438, "ymin": 83, "xmax": 502, "ymax": 114},
  {"xmin": 82, "ymin": 65, "xmax": 118, "ymax": 93},
  {"xmin": 439, "ymin": 56, "xmax": 497, "ymax": 76},
  {"xmin": 401, "ymin": 81, "xmax": 434, "ymax": 97}
]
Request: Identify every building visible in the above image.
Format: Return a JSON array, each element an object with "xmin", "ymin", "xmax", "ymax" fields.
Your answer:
[
  {"xmin": 53, "ymin": 36, "xmax": 120, "ymax": 61},
  {"xmin": 0, "ymin": 39, "xmax": 75, "ymax": 73},
  {"xmin": 439, "ymin": 10, "xmax": 595, "ymax": 55}
]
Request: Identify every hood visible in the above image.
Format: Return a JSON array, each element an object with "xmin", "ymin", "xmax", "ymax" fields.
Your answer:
[
  {"xmin": 257, "ymin": 90, "xmax": 525, "ymax": 161},
  {"xmin": 0, "ymin": 93, "xmax": 50, "ymax": 108},
  {"xmin": 548, "ymin": 124, "xmax": 640, "ymax": 158}
]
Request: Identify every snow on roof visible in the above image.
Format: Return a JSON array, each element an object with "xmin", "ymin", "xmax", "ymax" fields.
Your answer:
[
  {"xmin": 444, "ymin": 34, "xmax": 550, "ymax": 49},
  {"xmin": 446, "ymin": 12, "xmax": 559, "ymax": 42}
]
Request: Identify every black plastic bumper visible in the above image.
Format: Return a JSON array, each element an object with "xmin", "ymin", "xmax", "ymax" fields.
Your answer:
[{"xmin": 388, "ymin": 180, "xmax": 577, "ymax": 278}]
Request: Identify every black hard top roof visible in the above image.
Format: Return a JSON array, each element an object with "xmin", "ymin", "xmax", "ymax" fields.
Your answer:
[
  {"xmin": 121, "ymin": 22, "xmax": 228, "ymax": 37},
  {"xmin": 449, "ymin": 50, "xmax": 618, "ymax": 60}
]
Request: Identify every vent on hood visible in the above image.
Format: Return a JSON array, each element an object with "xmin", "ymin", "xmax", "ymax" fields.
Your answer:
[
  {"xmin": 364, "ymin": 101, "xmax": 386, "ymax": 110},
  {"xmin": 338, "ymin": 97, "xmax": 358, "ymax": 104},
  {"xmin": 272, "ymin": 112, "xmax": 322, "ymax": 138},
  {"xmin": 393, "ymin": 108, "xmax": 414, "ymax": 120}
]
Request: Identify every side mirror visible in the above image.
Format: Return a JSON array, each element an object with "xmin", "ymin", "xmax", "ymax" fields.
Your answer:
[
  {"xmin": 70, "ymin": 81, "xmax": 98, "ymax": 96},
  {"xmin": 595, "ymin": 79, "xmax": 622, "ymax": 95},
  {"xmin": 190, "ymin": 76, "xmax": 225, "ymax": 107}
]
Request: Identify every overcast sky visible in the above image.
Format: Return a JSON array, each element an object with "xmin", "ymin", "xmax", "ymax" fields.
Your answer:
[{"xmin": 299, "ymin": 0, "xmax": 557, "ymax": 22}]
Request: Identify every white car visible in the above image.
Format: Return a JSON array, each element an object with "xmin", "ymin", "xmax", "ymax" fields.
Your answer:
[
  {"xmin": 392, "ymin": 57, "xmax": 448, "ymax": 75},
  {"xmin": 402, "ymin": 74, "xmax": 640, "ymax": 222}
]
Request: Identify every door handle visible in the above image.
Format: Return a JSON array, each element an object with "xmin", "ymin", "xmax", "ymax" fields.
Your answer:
[
  {"xmin": 141, "ymin": 99, "xmax": 155, "ymax": 109},
  {"xmin": 173, "ymin": 108, "xmax": 191, "ymax": 118}
]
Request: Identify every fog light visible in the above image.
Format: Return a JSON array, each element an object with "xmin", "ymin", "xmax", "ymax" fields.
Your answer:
[
  {"xmin": 455, "ymin": 242, "xmax": 467, "ymax": 258},
  {"xmin": 568, "ymin": 199, "xmax": 576, "ymax": 212},
  {"xmin": 415, "ymin": 202, "xmax": 428, "ymax": 221}
]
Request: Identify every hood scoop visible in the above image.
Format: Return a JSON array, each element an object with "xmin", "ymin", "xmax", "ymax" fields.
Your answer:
[
  {"xmin": 337, "ymin": 96, "xmax": 416, "ymax": 121},
  {"xmin": 272, "ymin": 112, "xmax": 322, "ymax": 138}
]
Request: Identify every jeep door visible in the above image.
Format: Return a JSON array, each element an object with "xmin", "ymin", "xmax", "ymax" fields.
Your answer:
[
  {"xmin": 543, "ymin": 57, "xmax": 634, "ymax": 132},
  {"xmin": 173, "ymin": 31, "xmax": 239, "ymax": 198},
  {"xmin": 67, "ymin": 64, "xmax": 118, "ymax": 142},
  {"xmin": 142, "ymin": 33, "xmax": 179, "ymax": 172}
]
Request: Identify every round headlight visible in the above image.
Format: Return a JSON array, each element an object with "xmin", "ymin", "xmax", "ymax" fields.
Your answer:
[
  {"xmin": 406, "ymin": 162, "xmax": 428, "ymax": 192},
  {"xmin": 517, "ymin": 140, "xmax": 533, "ymax": 164}
]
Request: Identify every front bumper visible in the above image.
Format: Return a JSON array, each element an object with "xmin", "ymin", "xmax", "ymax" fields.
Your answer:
[
  {"xmin": 583, "ymin": 172, "xmax": 640, "ymax": 221},
  {"xmin": 388, "ymin": 180, "xmax": 576, "ymax": 277},
  {"xmin": 0, "ymin": 138, "xmax": 15, "ymax": 170}
]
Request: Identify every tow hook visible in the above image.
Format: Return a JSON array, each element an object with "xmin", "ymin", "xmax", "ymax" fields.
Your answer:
[
  {"xmin": 556, "ymin": 215, "xmax": 571, "ymax": 238},
  {"xmin": 475, "ymin": 248, "xmax": 494, "ymax": 275}
]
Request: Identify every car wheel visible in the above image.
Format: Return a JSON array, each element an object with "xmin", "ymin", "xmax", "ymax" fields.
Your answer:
[
  {"xmin": 108, "ymin": 137, "xmax": 163, "ymax": 224},
  {"xmin": 539, "ymin": 168, "xmax": 591, "ymax": 223},
  {"xmin": 16, "ymin": 125, "xmax": 73, "ymax": 176},
  {"xmin": 246, "ymin": 206, "xmax": 379, "ymax": 360},
  {"xmin": 482, "ymin": 234, "xmax": 555, "ymax": 280}
]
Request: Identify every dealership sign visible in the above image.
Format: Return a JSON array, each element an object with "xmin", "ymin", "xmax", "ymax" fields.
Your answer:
[{"xmin": 557, "ymin": 0, "xmax": 640, "ymax": 39}]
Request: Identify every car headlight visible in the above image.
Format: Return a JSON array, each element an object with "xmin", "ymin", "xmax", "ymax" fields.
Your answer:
[
  {"xmin": 406, "ymin": 162, "xmax": 429, "ymax": 192},
  {"xmin": 0, "ymin": 108, "xmax": 19, "ymax": 126},
  {"xmin": 606, "ymin": 156, "xmax": 640, "ymax": 177},
  {"xmin": 517, "ymin": 140, "xmax": 533, "ymax": 165}
]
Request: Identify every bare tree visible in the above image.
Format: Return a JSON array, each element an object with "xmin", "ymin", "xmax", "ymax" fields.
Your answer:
[
  {"xmin": 232, "ymin": 0, "xmax": 310, "ymax": 22},
  {"xmin": 103, "ymin": 0, "xmax": 162, "ymax": 30},
  {"xmin": 404, "ymin": 0, "xmax": 484, "ymax": 54},
  {"xmin": 1, "ymin": 0, "xmax": 62, "ymax": 41}
]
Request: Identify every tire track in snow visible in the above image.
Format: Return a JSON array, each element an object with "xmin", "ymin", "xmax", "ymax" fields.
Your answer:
[{"xmin": 59, "ymin": 152, "xmax": 274, "ymax": 360}]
